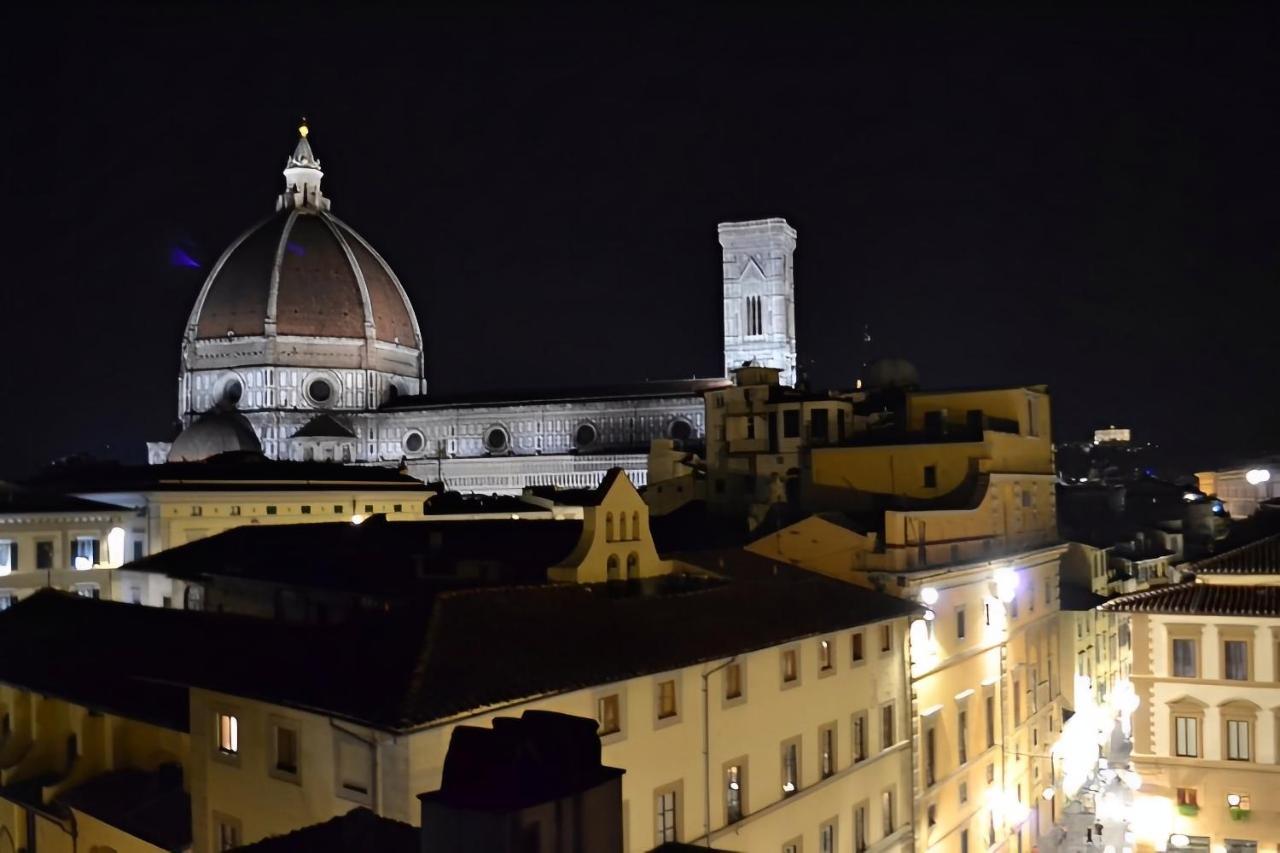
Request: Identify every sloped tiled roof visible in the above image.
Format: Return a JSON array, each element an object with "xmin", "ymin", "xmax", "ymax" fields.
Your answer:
[
  {"xmin": 60, "ymin": 767, "xmax": 191, "ymax": 851},
  {"xmin": 1187, "ymin": 533, "xmax": 1280, "ymax": 575},
  {"xmin": 1100, "ymin": 582, "xmax": 1280, "ymax": 617}
]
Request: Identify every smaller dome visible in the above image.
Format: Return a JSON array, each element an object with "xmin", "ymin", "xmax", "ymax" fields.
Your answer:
[
  {"xmin": 864, "ymin": 358, "xmax": 920, "ymax": 391},
  {"xmin": 168, "ymin": 411, "xmax": 262, "ymax": 462}
]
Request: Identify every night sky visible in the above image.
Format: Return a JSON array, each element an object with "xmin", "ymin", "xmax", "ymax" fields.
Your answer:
[{"xmin": 4, "ymin": 5, "xmax": 1279, "ymax": 478}]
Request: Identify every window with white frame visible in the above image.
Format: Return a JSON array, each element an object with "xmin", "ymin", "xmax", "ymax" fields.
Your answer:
[
  {"xmin": 1174, "ymin": 715, "xmax": 1198, "ymax": 757},
  {"xmin": 1227, "ymin": 719, "xmax": 1251, "ymax": 761},
  {"xmin": 655, "ymin": 787, "xmax": 678, "ymax": 843}
]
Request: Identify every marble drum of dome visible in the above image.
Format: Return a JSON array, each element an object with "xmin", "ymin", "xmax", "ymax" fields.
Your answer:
[{"xmin": 178, "ymin": 124, "xmax": 425, "ymax": 419}]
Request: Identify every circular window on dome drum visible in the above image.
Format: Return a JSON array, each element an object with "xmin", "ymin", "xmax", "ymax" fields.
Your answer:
[
  {"xmin": 403, "ymin": 430, "xmax": 424, "ymax": 454},
  {"xmin": 484, "ymin": 426, "xmax": 510, "ymax": 454},
  {"xmin": 222, "ymin": 379, "xmax": 243, "ymax": 406},
  {"xmin": 575, "ymin": 422, "xmax": 598, "ymax": 449},
  {"xmin": 307, "ymin": 378, "xmax": 333, "ymax": 405},
  {"xmin": 669, "ymin": 419, "xmax": 693, "ymax": 441}
]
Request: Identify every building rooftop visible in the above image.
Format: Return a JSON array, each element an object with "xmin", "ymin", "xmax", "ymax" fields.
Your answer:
[
  {"xmin": 24, "ymin": 454, "xmax": 431, "ymax": 494},
  {"xmin": 59, "ymin": 766, "xmax": 191, "ymax": 852},
  {"xmin": 1058, "ymin": 584, "xmax": 1110, "ymax": 612},
  {"xmin": 0, "ymin": 482, "xmax": 127, "ymax": 515},
  {"xmin": 2, "ymin": 567, "xmax": 918, "ymax": 732},
  {"xmin": 230, "ymin": 808, "xmax": 416, "ymax": 852},
  {"xmin": 1186, "ymin": 532, "xmax": 1280, "ymax": 575},
  {"xmin": 383, "ymin": 377, "xmax": 730, "ymax": 411},
  {"xmin": 1100, "ymin": 582, "xmax": 1280, "ymax": 617},
  {"xmin": 125, "ymin": 515, "xmax": 585, "ymax": 595}
]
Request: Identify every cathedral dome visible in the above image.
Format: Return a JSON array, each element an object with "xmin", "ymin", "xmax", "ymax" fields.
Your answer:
[
  {"xmin": 179, "ymin": 124, "xmax": 425, "ymax": 419},
  {"xmin": 168, "ymin": 411, "xmax": 263, "ymax": 462},
  {"xmin": 191, "ymin": 206, "xmax": 417, "ymax": 346}
]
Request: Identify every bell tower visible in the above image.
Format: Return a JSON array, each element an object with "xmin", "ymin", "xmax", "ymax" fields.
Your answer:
[{"xmin": 719, "ymin": 218, "xmax": 798, "ymax": 387}]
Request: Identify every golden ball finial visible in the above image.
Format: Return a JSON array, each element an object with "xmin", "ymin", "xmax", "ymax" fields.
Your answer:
[{"xmin": 299, "ymin": 118, "xmax": 309, "ymax": 138}]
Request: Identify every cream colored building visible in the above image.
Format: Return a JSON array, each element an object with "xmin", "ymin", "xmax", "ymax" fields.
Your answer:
[
  {"xmin": 665, "ymin": 366, "xmax": 1068, "ymax": 853},
  {"xmin": 1103, "ymin": 535, "xmax": 1280, "ymax": 853},
  {"xmin": 0, "ymin": 486, "xmax": 131, "ymax": 606},
  {"xmin": 1196, "ymin": 464, "xmax": 1280, "ymax": 520},
  {"xmin": 27, "ymin": 458, "xmax": 432, "ymax": 606}
]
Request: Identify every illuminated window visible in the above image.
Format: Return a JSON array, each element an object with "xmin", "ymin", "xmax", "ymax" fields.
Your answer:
[
  {"xmin": 598, "ymin": 694, "xmax": 620, "ymax": 735},
  {"xmin": 724, "ymin": 663, "xmax": 742, "ymax": 701},
  {"xmin": 819, "ymin": 639, "xmax": 833, "ymax": 672},
  {"xmin": 726, "ymin": 764, "xmax": 743, "ymax": 823},
  {"xmin": 657, "ymin": 680, "xmax": 677, "ymax": 720},
  {"xmin": 782, "ymin": 741, "xmax": 799, "ymax": 795},
  {"xmin": 0, "ymin": 541, "xmax": 12, "ymax": 575},
  {"xmin": 1174, "ymin": 716, "xmax": 1199, "ymax": 757},
  {"xmin": 216, "ymin": 713, "xmax": 238, "ymax": 755}
]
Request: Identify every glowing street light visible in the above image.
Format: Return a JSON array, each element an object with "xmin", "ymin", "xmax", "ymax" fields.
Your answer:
[
  {"xmin": 994, "ymin": 567, "xmax": 1018, "ymax": 603},
  {"xmin": 1042, "ymin": 787, "xmax": 1055, "ymax": 800},
  {"xmin": 350, "ymin": 513, "xmax": 366, "ymax": 525},
  {"xmin": 1170, "ymin": 835, "xmax": 1190, "ymax": 848},
  {"xmin": 1246, "ymin": 469, "xmax": 1271, "ymax": 486},
  {"xmin": 921, "ymin": 586, "xmax": 939, "ymax": 605}
]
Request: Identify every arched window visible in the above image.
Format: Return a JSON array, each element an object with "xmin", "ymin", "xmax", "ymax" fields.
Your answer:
[
  {"xmin": 627, "ymin": 553, "xmax": 639, "ymax": 579},
  {"xmin": 607, "ymin": 554, "xmax": 620, "ymax": 581},
  {"xmin": 619, "ymin": 513, "xmax": 628, "ymax": 541},
  {"xmin": 605, "ymin": 513, "xmax": 614, "ymax": 542},
  {"xmin": 631, "ymin": 511, "xmax": 640, "ymax": 540}
]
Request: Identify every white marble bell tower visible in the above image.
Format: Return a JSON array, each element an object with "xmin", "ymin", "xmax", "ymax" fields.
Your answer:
[{"xmin": 719, "ymin": 218, "xmax": 798, "ymax": 386}]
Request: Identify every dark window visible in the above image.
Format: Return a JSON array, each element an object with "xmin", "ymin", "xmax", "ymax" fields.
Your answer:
[
  {"xmin": 36, "ymin": 540, "xmax": 53, "ymax": 569},
  {"xmin": 851, "ymin": 632, "xmax": 864, "ymax": 662},
  {"xmin": 811, "ymin": 409, "xmax": 829, "ymax": 441},
  {"xmin": 301, "ymin": 505, "xmax": 311, "ymax": 515},
  {"xmin": 485, "ymin": 428, "xmax": 509, "ymax": 453},
  {"xmin": 364, "ymin": 505, "xmax": 373, "ymax": 513},
  {"xmin": 393, "ymin": 504, "xmax": 402, "ymax": 513},
  {"xmin": 132, "ymin": 540, "xmax": 143, "ymax": 561},
  {"xmin": 924, "ymin": 465, "xmax": 937, "ymax": 488},
  {"xmin": 308, "ymin": 379, "xmax": 332, "ymax": 402},
  {"xmin": 334, "ymin": 505, "xmax": 343, "ymax": 514},
  {"xmin": 670, "ymin": 420, "xmax": 693, "ymax": 441},
  {"xmin": 924, "ymin": 726, "xmax": 936, "ymax": 786},
  {"xmin": 575, "ymin": 423, "xmax": 597, "ymax": 448},
  {"xmin": 837, "ymin": 409, "xmax": 846, "ymax": 440},
  {"xmin": 985, "ymin": 696, "xmax": 995, "ymax": 747},
  {"xmin": 746, "ymin": 416, "xmax": 756, "ymax": 440},
  {"xmin": 266, "ymin": 506, "xmax": 277, "ymax": 515},
  {"xmin": 783, "ymin": 410, "xmax": 800, "ymax": 438},
  {"xmin": 404, "ymin": 432, "xmax": 424, "ymax": 453}
]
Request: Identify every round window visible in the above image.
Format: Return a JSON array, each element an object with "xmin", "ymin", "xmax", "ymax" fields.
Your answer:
[
  {"xmin": 404, "ymin": 431, "xmax": 424, "ymax": 453},
  {"xmin": 485, "ymin": 427, "xmax": 509, "ymax": 454},
  {"xmin": 575, "ymin": 422, "xmax": 597, "ymax": 448},
  {"xmin": 308, "ymin": 378, "xmax": 332, "ymax": 403},
  {"xmin": 669, "ymin": 419, "xmax": 693, "ymax": 441},
  {"xmin": 222, "ymin": 379, "xmax": 243, "ymax": 405}
]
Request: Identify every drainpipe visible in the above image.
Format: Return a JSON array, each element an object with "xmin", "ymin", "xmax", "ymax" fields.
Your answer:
[{"xmin": 702, "ymin": 657, "xmax": 736, "ymax": 848}]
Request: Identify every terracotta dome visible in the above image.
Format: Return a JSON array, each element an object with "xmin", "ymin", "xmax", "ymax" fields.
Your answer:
[
  {"xmin": 192, "ymin": 207, "xmax": 417, "ymax": 345},
  {"xmin": 168, "ymin": 411, "xmax": 263, "ymax": 462}
]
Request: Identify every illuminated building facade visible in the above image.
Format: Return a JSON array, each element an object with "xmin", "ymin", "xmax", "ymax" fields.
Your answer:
[
  {"xmin": 1102, "ymin": 540, "xmax": 1280, "ymax": 853},
  {"xmin": 1197, "ymin": 463, "xmax": 1280, "ymax": 520},
  {"xmin": 155, "ymin": 125, "xmax": 808, "ymax": 495}
]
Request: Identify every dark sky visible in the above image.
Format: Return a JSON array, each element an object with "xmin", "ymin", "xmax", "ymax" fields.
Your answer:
[{"xmin": 4, "ymin": 5, "xmax": 1279, "ymax": 477}]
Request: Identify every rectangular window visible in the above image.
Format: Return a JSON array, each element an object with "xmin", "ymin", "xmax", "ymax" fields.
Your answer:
[
  {"xmin": 36, "ymin": 540, "xmax": 53, "ymax": 569},
  {"xmin": 337, "ymin": 735, "xmax": 373, "ymax": 798},
  {"xmin": 852, "ymin": 631, "xmax": 864, "ymax": 662},
  {"xmin": 0, "ymin": 593, "xmax": 14, "ymax": 611},
  {"xmin": 782, "ymin": 742, "xmax": 799, "ymax": 795},
  {"xmin": 811, "ymin": 408, "xmax": 829, "ymax": 442},
  {"xmin": 1225, "ymin": 640, "xmax": 1249, "ymax": 681},
  {"xmin": 656, "ymin": 789, "xmax": 677, "ymax": 843},
  {"xmin": 598, "ymin": 694, "xmax": 620, "ymax": 735},
  {"xmin": 724, "ymin": 663, "xmax": 742, "ymax": 700},
  {"xmin": 191, "ymin": 505, "xmax": 202, "ymax": 517},
  {"xmin": 1010, "ymin": 596, "xmax": 1019, "ymax": 619},
  {"xmin": 333, "ymin": 504, "xmax": 343, "ymax": 514},
  {"xmin": 215, "ymin": 817, "xmax": 241, "ymax": 852},
  {"xmin": 1174, "ymin": 716, "xmax": 1198, "ymax": 757},
  {"xmin": 72, "ymin": 536, "xmax": 98, "ymax": 568},
  {"xmin": 1227, "ymin": 719, "xmax": 1251, "ymax": 761},
  {"xmin": 959, "ymin": 781, "xmax": 968, "ymax": 804},
  {"xmin": 301, "ymin": 505, "xmax": 311, "ymax": 515},
  {"xmin": 132, "ymin": 540, "xmax": 143, "ymax": 561},
  {"xmin": 957, "ymin": 607, "xmax": 966, "ymax": 640},
  {"xmin": 782, "ymin": 649, "xmax": 798, "ymax": 683},
  {"xmin": 1176, "ymin": 787, "xmax": 1198, "ymax": 807},
  {"xmin": 216, "ymin": 713, "xmax": 238, "ymax": 755},
  {"xmin": 1013, "ymin": 679, "xmax": 1021, "ymax": 722},
  {"xmin": 229, "ymin": 505, "xmax": 241, "ymax": 516},
  {"xmin": 1172, "ymin": 638, "xmax": 1197, "ymax": 677},
  {"xmin": 819, "ymin": 639, "xmax": 833, "ymax": 671},
  {"xmin": 880, "ymin": 624, "xmax": 892, "ymax": 653},
  {"xmin": 657, "ymin": 680, "xmax": 677, "ymax": 719},
  {"xmin": 0, "ymin": 542, "xmax": 13, "ymax": 574},
  {"xmin": 986, "ymin": 763, "xmax": 994, "ymax": 784},
  {"xmin": 820, "ymin": 822, "xmax": 836, "ymax": 853},
  {"xmin": 852, "ymin": 712, "xmax": 867, "ymax": 762},
  {"xmin": 882, "ymin": 789, "xmax": 895, "ymax": 835},
  {"xmin": 924, "ymin": 465, "xmax": 937, "ymax": 488},
  {"xmin": 726, "ymin": 765, "xmax": 743, "ymax": 823},
  {"xmin": 854, "ymin": 804, "xmax": 868, "ymax": 852},
  {"xmin": 783, "ymin": 410, "xmax": 800, "ymax": 438},
  {"xmin": 985, "ymin": 696, "xmax": 995, "ymax": 747},
  {"xmin": 274, "ymin": 725, "xmax": 299, "ymax": 776},
  {"xmin": 958, "ymin": 708, "xmax": 969, "ymax": 764},
  {"xmin": 881, "ymin": 703, "xmax": 895, "ymax": 749},
  {"xmin": 821, "ymin": 726, "xmax": 835, "ymax": 778},
  {"xmin": 924, "ymin": 725, "xmax": 936, "ymax": 786},
  {"xmin": 266, "ymin": 505, "xmax": 278, "ymax": 515},
  {"xmin": 961, "ymin": 829, "xmax": 969, "ymax": 853}
]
